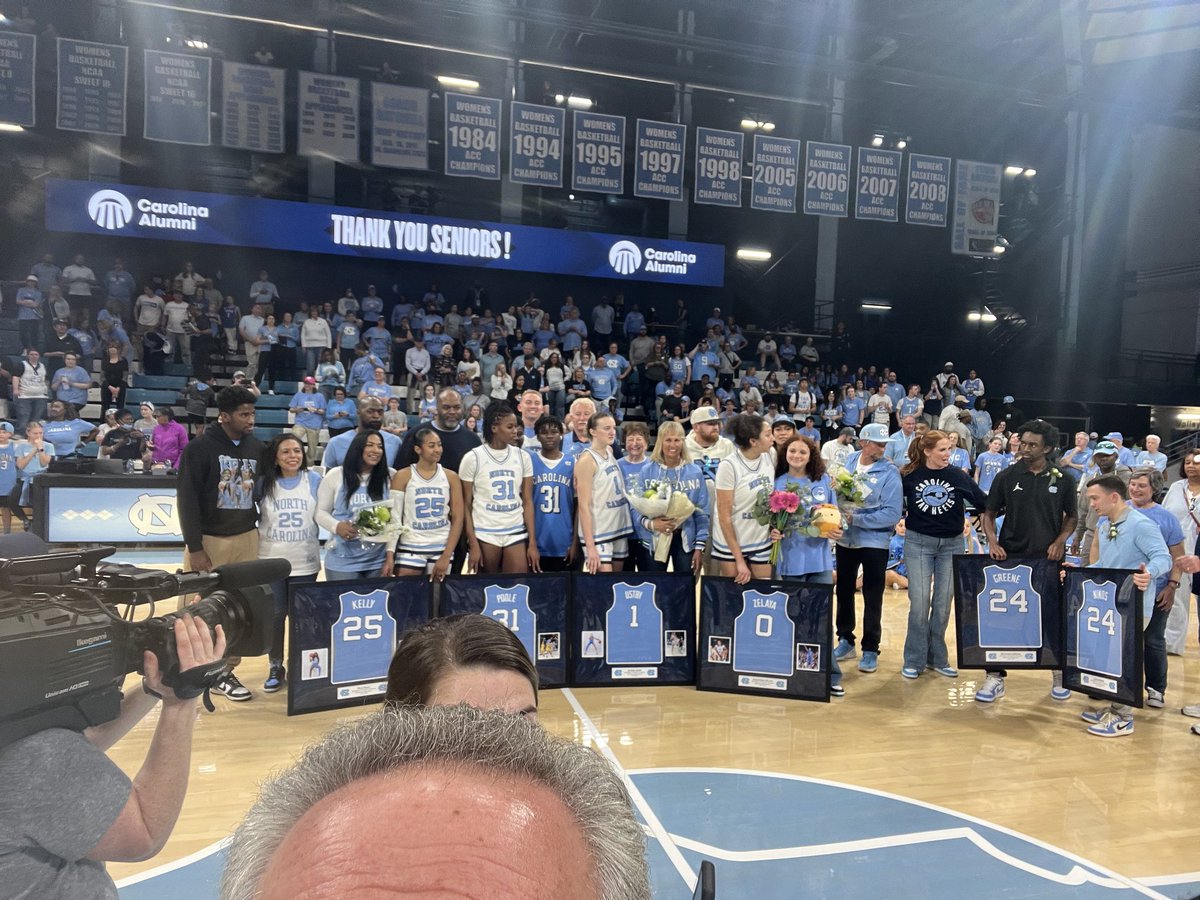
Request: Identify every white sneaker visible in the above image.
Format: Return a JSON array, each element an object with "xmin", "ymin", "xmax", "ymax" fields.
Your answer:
[
  {"xmin": 975, "ymin": 674, "xmax": 1005, "ymax": 703},
  {"xmin": 1182, "ymin": 704, "xmax": 1200, "ymax": 718},
  {"xmin": 1146, "ymin": 688, "xmax": 1164, "ymax": 709},
  {"xmin": 1050, "ymin": 671, "xmax": 1071, "ymax": 701}
]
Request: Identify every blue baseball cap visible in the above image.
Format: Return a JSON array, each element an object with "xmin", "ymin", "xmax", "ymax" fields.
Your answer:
[
  {"xmin": 1104, "ymin": 431, "xmax": 1123, "ymax": 441},
  {"xmin": 859, "ymin": 423, "xmax": 891, "ymax": 444}
]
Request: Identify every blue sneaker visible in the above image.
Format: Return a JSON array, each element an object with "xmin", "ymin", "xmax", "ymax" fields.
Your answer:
[
  {"xmin": 1080, "ymin": 707, "xmax": 1108, "ymax": 725},
  {"xmin": 833, "ymin": 639, "xmax": 857, "ymax": 661},
  {"xmin": 1087, "ymin": 712, "xmax": 1134, "ymax": 738},
  {"xmin": 931, "ymin": 665, "xmax": 958, "ymax": 678},
  {"xmin": 974, "ymin": 674, "xmax": 1005, "ymax": 703},
  {"xmin": 263, "ymin": 664, "xmax": 285, "ymax": 693},
  {"xmin": 858, "ymin": 651, "xmax": 878, "ymax": 673},
  {"xmin": 901, "ymin": 666, "xmax": 920, "ymax": 679},
  {"xmin": 1050, "ymin": 671, "xmax": 1071, "ymax": 701}
]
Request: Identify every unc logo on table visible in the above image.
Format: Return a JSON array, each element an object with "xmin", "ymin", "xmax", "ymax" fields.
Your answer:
[{"xmin": 128, "ymin": 493, "xmax": 181, "ymax": 537}]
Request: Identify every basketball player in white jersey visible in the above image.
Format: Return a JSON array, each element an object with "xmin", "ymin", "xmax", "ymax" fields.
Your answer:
[
  {"xmin": 575, "ymin": 410, "xmax": 632, "ymax": 573},
  {"xmin": 460, "ymin": 401, "xmax": 539, "ymax": 574},
  {"xmin": 713, "ymin": 413, "xmax": 775, "ymax": 583},
  {"xmin": 388, "ymin": 425, "xmax": 463, "ymax": 581}
]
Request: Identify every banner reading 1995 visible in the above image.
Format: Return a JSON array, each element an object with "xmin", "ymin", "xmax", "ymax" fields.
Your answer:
[
  {"xmin": 803, "ymin": 141, "xmax": 850, "ymax": 217},
  {"xmin": 143, "ymin": 50, "xmax": 211, "ymax": 145},
  {"xmin": 56, "ymin": 38, "xmax": 127, "ymax": 135},
  {"xmin": 0, "ymin": 31, "xmax": 36, "ymax": 127},
  {"xmin": 905, "ymin": 153, "xmax": 951, "ymax": 227},
  {"xmin": 509, "ymin": 101, "xmax": 564, "ymax": 187},
  {"xmin": 633, "ymin": 119, "xmax": 686, "ymax": 201},
  {"xmin": 750, "ymin": 135, "xmax": 799, "ymax": 213},
  {"xmin": 572, "ymin": 110, "xmax": 625, "ymax": 194},
  {"xmin": 694, "ymin": 127, "xmax": 743, "ymax": 208},
  {"xmin": 444, "ymin": 92, "xmax": 501, "ymax": 180}
]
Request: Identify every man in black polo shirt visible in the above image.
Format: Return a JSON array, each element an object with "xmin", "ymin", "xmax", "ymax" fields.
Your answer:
[
  {"xmin": 394, "ymin": 387, "xmax": 479, "ymax": 472},
  {"xmin": 977, "ymin": 418, "xmax": 1077, "ymax": 703}
]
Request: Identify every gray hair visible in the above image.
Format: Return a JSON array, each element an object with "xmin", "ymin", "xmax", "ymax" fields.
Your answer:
[{"xmin": 220, "ymin": 704, "xmax": 650, "ymax": 900}]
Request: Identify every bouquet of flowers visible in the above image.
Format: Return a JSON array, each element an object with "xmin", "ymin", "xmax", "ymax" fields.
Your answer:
[
  {"xmin": 752, "ymin": 486, "xmax": 805, "ymax": 565},
  {"xmin": 353, "ymin": 498, "xmax": 411, "ymax": 545},
  {"xmin": 627, "ymin": 478, "xmax": 698, "ymax": 563},
  {"xmin": 832, "ymin": 468, "xmax": 871, "ymax": 513}
]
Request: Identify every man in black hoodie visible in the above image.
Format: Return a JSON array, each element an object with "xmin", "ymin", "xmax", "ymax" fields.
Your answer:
[{"xmin": 176, "ymin": 385, "xmax": 264, "ymax": 701}]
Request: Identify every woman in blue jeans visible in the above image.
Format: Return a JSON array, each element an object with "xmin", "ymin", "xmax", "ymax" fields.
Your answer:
[{"xmin": 899, "ymin": 430, "xmax": 988, "ymax": 679}]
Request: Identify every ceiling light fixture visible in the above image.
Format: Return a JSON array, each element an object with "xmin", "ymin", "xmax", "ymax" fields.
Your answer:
[
  {"xmin": 437, "ymin": 75, "xmax": 480, "ymax": 91},
  {"xmin": 736, "ymin": 248, "xmax": 772, "ymax": 261}
]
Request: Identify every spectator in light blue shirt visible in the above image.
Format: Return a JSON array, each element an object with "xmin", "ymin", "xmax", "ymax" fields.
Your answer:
[
  {"xmin": 363, "ymin": 317, "xmax": 392, "ymax": 360},
  {"xmin": 1135, "ymin": 435, "xmax": 1168, "ymax": 472},
  {"xmin": 51, "ymin": 353, "xmax": 91, "ymax": 406},
  {"xmin": 585, "ymin": 359, "xmax": 617, "ymax": 402},
  {"xmin": 839, "ymin": 387, "xmax": 866, "ymax": 428},
  {"xmin": 1105, "ymin": 432, "xmax": 1138, "ymax": 468}
]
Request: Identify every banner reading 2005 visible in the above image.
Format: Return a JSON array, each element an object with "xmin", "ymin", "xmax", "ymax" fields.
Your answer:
[
  {"xmin": 750, "ymin": 135, "xmax": 799, "ymax": 213},
  {"xmin": 444, "ymin": 92, "xmax": 501, "ymax": 180}
]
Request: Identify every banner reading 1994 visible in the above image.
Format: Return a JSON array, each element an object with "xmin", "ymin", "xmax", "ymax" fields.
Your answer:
[
  {"xmin": 854, "ymin": 147, "xmax": 902, "ymax": 223},
  {"xmin": 694, "ymin": 127, "xmax": 743, "ymax": 208},
  {"xmin": 56, "ymin": 38, "xmax": 127, "ymax": 135},
  {"xmin": 509, "ymin": 101, "xmax": 564, "ymax": 187},
  {"xmin": 750, "ymin": 135, "xmax": 799, "ymax": 213},
  {"xmin": 0, "ymin": 32, "xmax": 36, "ymax": 127},
  {"xmin": 444, "ymin": 92, "xmax": 501, "ymax": 180},
  {"xmin": 905, "ymin": 153, "xmax": 951, "ymax": 227},
  {"xmin": 572, "ymin": 110, "xmax": 625, "ymax": 194},
  {"xmin": 803, "ymin": 141, "xmax": 850, "ymax": 217},
  {"xmin": 143, "ymin": 50, "xmax": 211, "ymax": 145},
  {"xmin": 633, "ymin": 119, "xmax": 686, "ymax": 201}
]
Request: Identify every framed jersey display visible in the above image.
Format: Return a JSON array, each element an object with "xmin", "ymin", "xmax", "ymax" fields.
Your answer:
[
  {"xmin": 570, "ymin": 572, "xmax": 696, "ymax": 686},
  {"xmin": 288, "ymin": 578, "xmax": 432, "ymax": 715},
  {"xmin": 438, "ymin": 574, "xmax": 569, "ymax": 687},
  {"xmin": 1062, "ymin": 567, "xmax": 1143, "ymax": 707},
  {"xmin": 953, "ymin": 555, "xmax": 1063, "ymax": 669},
  {"xmin": 698, "ymin": 577, "xmax": 832, "ymax": 701}
]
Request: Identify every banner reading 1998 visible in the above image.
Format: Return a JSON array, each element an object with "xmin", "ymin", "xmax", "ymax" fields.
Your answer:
[
  {"xmin": 0, "ymin": 32, "xmax": 36, "ymax": 127},
  {"xmin": 905, "ymin": 153, "xmax": 951, "ymax": 227},
  {"xmin": 56, "ymin": 38, "xmax": 127, "ymax": 135},
  {"xmin": 444, "ymin": 92, "xmax": 501, "ymax": 180},
  {"xmin": 633, "ymin": 119, "xmax": 686, "ymax": 201},
  {"xmin": 572, "ymin": 110, "xmax": 625, "ymax": 194},
  {"xmin": 803, "ymin": 141, "xmax": 850, "ymax": 217},
  {"xmin": 854, "ymin": 147, "xmax": 902, "ymax": 223},
  {"xmin": 750, "ymin": 135, "xmax": 799, "ymax": 213},
  {"xmin": 509, "ymin": 101, "xmax": 564, "ymax": 187},
  {"xmin": 694, "ymin": 127, "xmax": 743, "ymax": 208},
  {"xmin": 143, "ymin": 50, "xmax": 211, "ymax": 146}
]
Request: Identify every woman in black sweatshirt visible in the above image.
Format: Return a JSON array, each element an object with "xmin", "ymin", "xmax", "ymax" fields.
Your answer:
[{"xmin": 899, "ymin": 429, "xmax": 988, "ymax": 680}]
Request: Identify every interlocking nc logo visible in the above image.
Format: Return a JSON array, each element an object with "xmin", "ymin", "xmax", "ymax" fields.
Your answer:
[
  {"xmin": 128, "ymin": 493, "xmax": 180, "ymax": 537},
  {"xmin": 87, "ymin": 189, "xmax": 134, "ymax": 230},
  {"xmin": 608, "ymin": 240, "xmax": 643, "ymax": 275}
]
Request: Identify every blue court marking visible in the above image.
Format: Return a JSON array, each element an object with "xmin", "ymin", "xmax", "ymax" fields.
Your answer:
[{"xmin": 117, "ymin": 841, "xmax": 227, "ymax": 899}]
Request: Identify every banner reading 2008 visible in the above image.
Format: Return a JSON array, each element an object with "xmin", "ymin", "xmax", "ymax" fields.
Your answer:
[{"xmin": 444, "ymin": 92, "xmax": 501, "ymax": 180}]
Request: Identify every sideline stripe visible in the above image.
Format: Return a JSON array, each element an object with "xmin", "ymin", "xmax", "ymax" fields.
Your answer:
[
  {"xmin": 114, "ymin": 838, "xmax": 229, "ymax": 887},
  {"xmin": 1138, "ymin": 871, "xmax": 1200, "ymax": 886},
  {"xmin": 561, "ymin": 688, "xmax": 697, "ymax": 893}
]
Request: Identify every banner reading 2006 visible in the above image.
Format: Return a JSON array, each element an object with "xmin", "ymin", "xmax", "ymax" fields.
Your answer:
[
  {"xmin": 444, "ymin": 92, "xmax": 501, "ymax": 180},
  {"xmin": 803, "ymin": 141, "xmax": 850, "ymax": 217}
]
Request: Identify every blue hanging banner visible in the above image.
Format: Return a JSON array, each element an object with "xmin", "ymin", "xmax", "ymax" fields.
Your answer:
[
  {"xmin": 1063, "ymin": 567, "xmax": 1143, "ymax": 708},
  {"xmin": 633, "ymin": 119, "xmax": 686, "ymax": 201},
  {"xmin": 0, "ymin": 31, "xmax": 36, "ymax": 126},
  {"xmin": 509, "ymin": 101, "xmax": 565, "ymax": 187},
  {"xmin": 444, "ymin": 92, "xmax": 501, "ymax": 180},
  {"xmin": 750, "ymin": 134, "xmax": 799, "ymax": 213},
  {"xmin": 905, "ymin": 153, "xmax": 951, "ymax": 227},
  {"xmin": 222, "ymin": 62, "xmax": 285, "ymax": 153},
  {"xmin": 854, "ymin": 147, "xmax": 902, "ymax": 223},
  {"xmin": 694, "ymin": 127, "xmax": 743, "ymax": 208},
  {"xmin": 143, "ymin": 50, "xmax": 211, "ymax": 145},
  {"xmin": 953, "ymin": 554, "xmax": 1063, "ymax": 669},
  {"xmin": 803, "ymin": 141, "xmax": 851, "ymax": 217},
  {"xmin": 572, "ymin": 110, "xmax": 625, "ymax": 194},
  {"xmin": 56, "ymin": 38, "xmax": 127, "ymax": 135},
  {"xmin": 371, "ymin": 83, "xmax": 429, "ymax": 170}
]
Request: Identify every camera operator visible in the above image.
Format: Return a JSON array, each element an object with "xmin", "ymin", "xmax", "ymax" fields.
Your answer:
[
  {"xmin": 0, "ymin": 615, "xmax": 226, "ymax": 899},
  {"xmin": 230, "ymin": 370, "xmax": 262, "ymax": 400}
]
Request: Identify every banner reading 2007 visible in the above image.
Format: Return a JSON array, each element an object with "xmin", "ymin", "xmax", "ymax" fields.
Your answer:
[
  {"xmin": 572, "ymin": 110, "xmax": 625, "ymax": 195},
  {"xmin": 633, "ymin": 119, "xmax": 686, "ymax": 201},
  {"xmin": 444, "ymin": 92, "xmax": 501, "ymax": 180}
]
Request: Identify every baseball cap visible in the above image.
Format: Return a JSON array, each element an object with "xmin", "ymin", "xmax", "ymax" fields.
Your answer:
[
  {"xmin": 233, "ymin": 371, "xmax": 246, "ymax": 379},
  {"xmin": 1093, "ymin": 440, "xmax": 1118, "ymax": 455},
  {"xmin": 838, "ymin": 426, "xmax": 857, "ymax": 438},
  {"xmin": 690, "ymin": 407, "xmax": 720, "ymax": 426},
  {"xmin": 1104, "ymin": 431, "xmax": 1123, "ymax": 441},
  {"xmin": 25, "ymin": 274, "xmax": 37, "ymax": 281},
  {"xmin": 943, "ymin": 361, "xmax": 954, "ymax": 367},
  {"xmin": 859, "ymin": 423, "xmax": 891, "ymax": 443},
  {"xmin": 954, "ymin": 394, "xmax": 968, "ymax": 404},
  {"xmin": 1002, "ymin": 395, "xmax": 1015, "ymax": 404},
  {"xmin": 303, "ymin": 376, "xmax": 317, "ymax": 384},
  {"xmin": 772, "ymin": 415, "xmax": 795, "ymax": 429},
  {"xmin": 0, "ymin": 422, "xmax": 13, "ymax": 433}
]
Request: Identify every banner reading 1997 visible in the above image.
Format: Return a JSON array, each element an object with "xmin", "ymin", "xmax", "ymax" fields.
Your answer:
[
  {"xmin": 572, "ymin": 110, "xmax": 625, "ymax": 194},
  {"xmin": 905, "ymin": 153, "xmax": 951, "ymax": 227},
  {"xmin": 0, "ymin": 32, "xmax": 36, "ymax": 127},
  {"xmin": 56, "ymin": 38, "xmax": 127, "ymax": 135},
  {"xmin": 803, "ymin": 141, "xmax": 850, "ymax": 217},
  {"xmin": 854, "ymin": 147, "xmax": 902, "ymax": 223},
  {"xmin": 143, "ymin": 50, "xmax": 211, "ymax": 146},
  {"xmin": 694, "ymin": 127, "xmax": 743, "ymax": 208},
  {"xmin": 633, "ymin": 119, "xmax": 686, "ymax": 201},
  {"xmin": 750, "ymin": 135, "xmax": 800, "ymax": 213},
  {"xmin": 509, "ymin": 101, "xmax": 564, "ymax": 188},
  {"xmin": 222, "ymin": 62, "xmax": 285, "ymax": 153},
  {"xmin": 444, "ymin": 92, "xmax": 501, "ymax": 180}
]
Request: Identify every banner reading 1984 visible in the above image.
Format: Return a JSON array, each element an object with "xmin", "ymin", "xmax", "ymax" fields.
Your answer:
[
  {"xmin": 854, "ymin": 147, "xmax": 902, "ymax": 223},
  {"xmin": 143, "ymin": 50, "xmax": 211, "ymax": 145},
  {"xmin": 0, "ymin": 32, "xmax": 36, "ymax": 127},
  {"xmin": 633, "ymin": 119, "xmax": 686, "ymax": 201},
  {"xmin": 56, "ymin": 38, "xmax": 127, "ymax": 135},
  {"xmin": 694, "ymin": 127, "xmax": 743, "ymax": 208},
  {"xmin": 509, "ymin": 101, "xmax": 564, "ymax": 187},
  {"xmin": 905, "ymin": 153, "xmax": 951, "ymax": 227},
  {"xmin": 572, "ymin": 110, "xmax": 625, "ymax": 195},
  {"xmin": 750, "ymin": 135, "xmax": 799, "ymax": 213},
  {"xmin": 803, "ymin": 141, "xmax": 850, "ymax": 217},
  {"xmin": 444, "ymin": 92, "xmax": 501, "ymax": 180}
]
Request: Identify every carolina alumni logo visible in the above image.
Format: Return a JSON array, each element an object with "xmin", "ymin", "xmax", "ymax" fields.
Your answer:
[
  {"xmin": 88, "ymin": 189, "xmax": 134, "ymax": 230},
  {"xmin": 129, "ymin": 493, "xmax": 181, "ymax": 537},
  {"xmin": 608, "ymin": 240, "xmax": 643, "ymax": 275}
]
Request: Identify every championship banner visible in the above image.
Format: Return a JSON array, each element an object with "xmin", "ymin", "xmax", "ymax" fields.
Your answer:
[
  {"xmin": 1062, "ymin": 568, "xmax": 1143, "ymax": 707},
  {"xmin": 288, "ymin": 578, "xmax": 432, "ymax": 716},
  {"xmin": 56, "ymin": 38, "xmax": 127, "ymax": 135},
  {"xmin": 953, "ymin": 555, "xmax": 1063, "ymax": 669},
  {"xmin": 750, "ymin": 135, "xmax": 799, "ymax": 213},
  {"xmin": 143, "ymin": 50, "xmax": 211, "ymax": 145},
  {"xmin": 572, "ymin": 110, "xmax": 625, "ymax": 194},
  {"xmin": 444, "ymin": 92, "xmax": 500, "ymax": 180},
  {"xmin": 222, "ymin": 62, "xmax": 285, "ymax": 153},
  {"xmin": 570, "ymin": 573, "xmax": 696, "ymax": 686},
  {"xmin": 693, "ymin": 127, "xmax": 743, "ymax": 208},
  {"xmin": 854, "ymin": 147, "xmax": 902, "ymax": 223},
  {"xmin": 439, "ymin": 574, "xmax": 569, "ymax": 687},
  {"xmin": 905, "ymin": 153, "xmax": 951, "ymax": 227},
  {"xmin": 951, "ymin": 159, "xmax": 1002, "ymax": 255},
  {"xmin": 371, "ymin": 83, "xmax": 429, "ymax": 170},
  {"xmin": 297, "ymin": 71, "xmax": 359, "ymax": 161},
  {"xmin": 633, "ymin": 119, "xmax": 686, "ymax": 201},
  {"xmin": 803, "ymin": 141, "xmax": 851, "ymax": 217},
  {"xmin": 0, "ymin": 32, "xmax": 36, "ymax": 127},
  {"xmin": 698, "ymin": 577, "xmax": 832, "ymax": 701},
  {"xmin": 509, "ymin": 101, "xmax": 564, "ymax": 187}
]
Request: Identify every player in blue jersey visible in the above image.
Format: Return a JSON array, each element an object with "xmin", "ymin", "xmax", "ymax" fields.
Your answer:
[
  {"xmin": 0, "ymin": 423, "xmax": 17, "ymax": 533},
  {"xmin": 529, "ymin": 415, "xmax": 577, "ymax": 572},
  {"xmin": 389, "ymin": 426, "xmax": 463, "ymax": 581}
]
